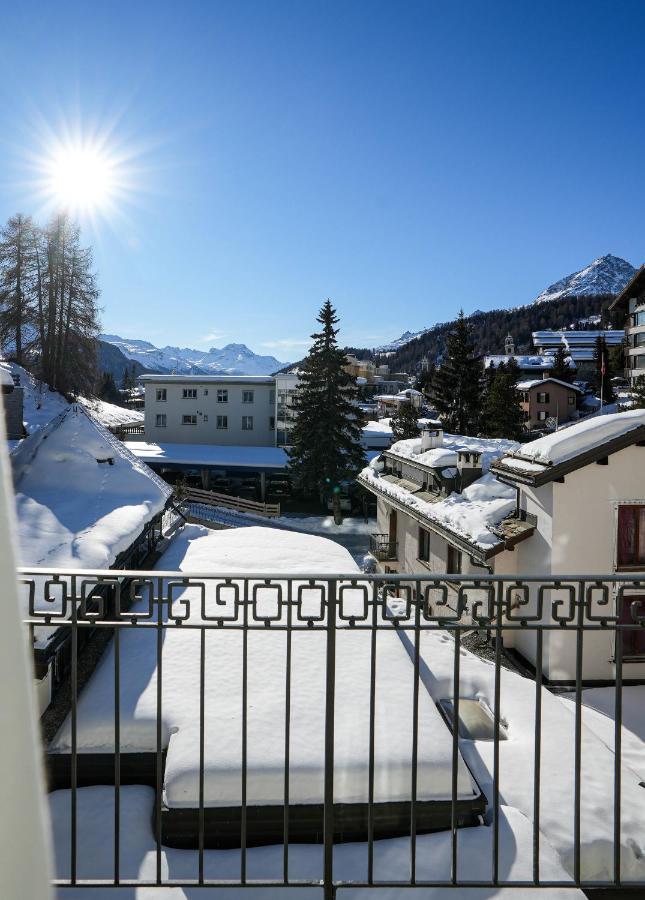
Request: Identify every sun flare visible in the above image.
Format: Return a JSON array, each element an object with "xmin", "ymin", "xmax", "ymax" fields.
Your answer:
[{"xmin": 44, "ymin": 141, "xmax": 118, "ymax": 214}]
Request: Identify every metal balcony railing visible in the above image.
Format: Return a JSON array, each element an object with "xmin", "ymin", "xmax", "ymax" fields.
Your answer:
[
  {"xmin": 20, "ymin": 568, "xmax": 645, "ymax": 896},
  {"xmin": 369, "ymin": 533, "xmax": 398, "ymax": 561}
]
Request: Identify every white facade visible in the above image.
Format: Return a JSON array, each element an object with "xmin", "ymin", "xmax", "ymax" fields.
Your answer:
[{"xmin": 141, "ymin": 375, "xmax": 277, "ymax": 447}]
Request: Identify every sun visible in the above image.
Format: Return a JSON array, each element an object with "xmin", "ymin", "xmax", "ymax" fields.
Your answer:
[{"xmin": 44, "ymin": 140, "xmax": 118, "ymax": 214}]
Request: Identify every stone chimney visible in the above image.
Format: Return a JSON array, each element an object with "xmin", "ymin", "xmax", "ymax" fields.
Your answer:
[
  {"xmin": 421, "ymin": 427, "xmax": 443, "ymax": 451},
  {"xmin": 457, "ymin": 449, "xmax": 483, "ymax": 490}
]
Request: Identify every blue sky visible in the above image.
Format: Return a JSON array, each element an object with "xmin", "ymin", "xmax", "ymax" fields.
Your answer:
[{"xmin": 0, "ymin": 0, "xmax": 644, "ymax": 361}]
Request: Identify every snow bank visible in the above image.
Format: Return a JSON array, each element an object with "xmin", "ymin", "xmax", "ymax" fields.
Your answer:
[
  {"xmin": 51, "ymin": 526, "xmax": 478, "ymax": 810},
  {"xmin": 78, "ymin": 396, "xmax": 144, "ymax": 427},
  {"xmin": 497, "ymin": 409, "xmax": 645, "ymax": 468},
  {"xmin": 387, "ymin": 623, "xmax": 645, "ymax": 882},
  {"xmin": 51, "ymin": 785, "xmax": 584, "ymax": 897}
]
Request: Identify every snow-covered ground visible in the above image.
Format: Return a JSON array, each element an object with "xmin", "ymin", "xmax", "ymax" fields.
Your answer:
[
  {"xmin": 51, "ymin": 785, "xmax": 584, "ymax": 898},
  {"xmin": 0, "ymin": 360, "xmax": 144, "ymax": 433},
  {"xmin": 51, "ymin": 526, "xmax": 478, "ymax": 810}
]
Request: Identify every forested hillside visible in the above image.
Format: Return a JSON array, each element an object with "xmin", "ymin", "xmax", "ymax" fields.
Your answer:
[{"xmin": 376, "ymin": 293, "xmax": 623, "ymax": 372}]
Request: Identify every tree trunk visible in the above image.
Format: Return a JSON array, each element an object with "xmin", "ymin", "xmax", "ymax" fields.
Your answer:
[{"xmin": 332, "ymin": 492, "xmax": 343, "ymax": 526}]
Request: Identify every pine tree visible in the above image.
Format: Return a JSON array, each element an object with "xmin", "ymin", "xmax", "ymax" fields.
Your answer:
[
  {"xmin": 288, "ymin": 300, "xmax": 365, "ymax": 523},
  {"xmin": 483, "ymin": 370, "xmax": 525, "ymax": 440},
  {"xmin": 549, "ymin": 345, "xmax": 573, "ymax": 383},
  {"xmin": 429, "ymin": 310, "xmax": 483, "ymax": 434},
  {"xmin": 0, "ymin": 214, "xmax": 37, "ymax": 364},
  {"xmin": 592, "ymin": 335, "xmax": 615, "ymax": 402},
  {"xmin": 97, "ymin": 371, "xmax": 121, "ymax": 404},
  {"xmin": 390, "ymin": 400, "xmax": 420, "ymax": 441}
]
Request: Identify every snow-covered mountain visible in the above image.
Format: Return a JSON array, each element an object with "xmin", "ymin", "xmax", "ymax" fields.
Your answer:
[
  {"xmin": 532, "ymin": 254, "xmax": 635, "ymax": 305},
  {"xmin": 374, "ymin": 254, "xmax": 635, "ymax": 352},
  {"xmin": 100, "ymin": 335, "xmax": 287, "ymax": 376}
]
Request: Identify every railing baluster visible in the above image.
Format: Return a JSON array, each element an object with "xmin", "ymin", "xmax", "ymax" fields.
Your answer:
[
  {"xmin": 367, "ymin": 580, "xmax": 377, "ymax": 885},
  {"xmin": 614, "ymin": 614, "xmax": 623, "ymax": 885},
  {"xmin": 450, "ymin": 619, "xmax": 461, "ymax": 885},
  {"xmin": 70, "ymin": 576, "xmax": 77, "ymax": 886},
  {"xmin": 283, "ymin": 579, "xmax": 292, "ymax": 884},
  {"xmin": 492, "ymin": 581, "xmax": 503, "ymax": 885},
  {"xmin": 410, "ymin": 580, "xmax": 421, "ymax": 885},
  {"xmin": 323, "ymin": 578, "xmax": 337, "ymax": 900},
  {"xmin": 241, "ymin": 578, "xmax": 248, "ymax": 883},
  {"xmin": 573, "ymin": 580, "xmax": 584, "ymax": 886},
  {"xmin": 198, "ymin": 624, "xmax": 205, "ymax": 884},
  {"xmin": 533, "ymin": 627, "xmax": 543, "ymax": 884},
  {"xmin": 155, "ymin": 576, "xmax": 163, "ymax": 886},
  {"xmin": 114, "ymin": 614, "xmax": 120, "ymax": 886}
]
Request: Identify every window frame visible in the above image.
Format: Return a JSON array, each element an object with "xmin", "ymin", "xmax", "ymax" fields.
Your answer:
[
  {"xmin": 182, "ymin": 388, "xmax": 197, "ymax": 399},
  {"xmin": 418, "ymin": 527, "xmax": 431, "ymax": 563},
  {"xmin": 242, "ymin": 390, "xmax": 254, "ymax": 404},
  {"xmin": 447, "ymin": 545, "xmax": 462, "ymax": 575},
  {"xmin": 216, "ymin": 415, "xmax": 228, "ymax": 430},
  {"xmin": 217, "ymin": 389, "xmax": 228, "ymax": 403},
  {"xmin": 156, "ymin": 388, "xmax": 167, "ymax": 402},
  {"xmin": 182, "ymin": 414, "xmax": 197, "ymax": 425},
  {"xmin": 242, "ymin": 415, "xmax": 254, "ymax": 431},
  {"xmin": 155, "ymin": 413, "xmax": 167, "ymax": 428},
  {"xmin": 617, "ymin": 504, "xmax": 645, "ymax": 570}
]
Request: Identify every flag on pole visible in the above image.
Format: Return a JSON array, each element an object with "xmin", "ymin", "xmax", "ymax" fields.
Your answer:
[{"xmin": 601, "ymin": 353, "xmax": 606, "ymax": 377}]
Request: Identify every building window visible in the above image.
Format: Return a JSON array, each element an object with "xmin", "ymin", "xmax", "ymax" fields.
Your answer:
[
  {"xmin": 155, "ymin": 414, "xmax": 166, "ymax": 427},
  {"xmin": 537, "ymin": 392, "xmax": 550, "ymax": 404},
  {"xmin": 156, "ymin": 388, "xmax": 167, "ymax": 402},
  {"xmin": 567, "ymin": 396, "xmax": 575, "ymax": 406},
  {"xmin": 269, "ymin": 416, "xmax": 275, "ymax": 429},
  {"xmin": 447, "ymin": 546, "xmax": 462, "ymax": 574},
  {"xmin": 242, "ymin": 390, "xmax": 254, "ymax": 404},
  {"xmin": 182, "ymin": 388, "xmax": 197, "ymax": 399},
  {"xmin": 617, "ymin": 505, "xmax": 645, "ymax": 568},
  {"xmin": 217, "ymin": 389, "xmax": 228, "ymax": 403},
  {"xmin": 203, "ymin": 415, "xmax": 208, "ymax": 423},
  {"xmin": 204, "ymin": 389, "xmax": 209, "ymax": 396},
  {"xmin": 537, "ymin": 410, "xmax": 548, "ymax": 422},
  {"xmin": 242, "ymin": 416, "xmax": 254, "ymax": 431},
  {"xmin": 418, "ymin": 528, "xmax": 431, "ymax": 563},
  {"xmin": 182, "ymin": 414, "xmax": 197, "ymax": 425},
  {"xmin": 217, "ymin": 415, "xmax": 228, "ymax": 430}
]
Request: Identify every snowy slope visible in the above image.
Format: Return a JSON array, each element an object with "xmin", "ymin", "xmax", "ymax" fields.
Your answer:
[
  {"xmin": 100, "ymin": 334, "xmax": 287, "ymax": 376},
  {"xmin": 533, "ymin": 254, "xmax": 635, "ymax": 305},
  {"xmin": 1, "ymin": 361, "xmax": 143, "ymax": 433}
]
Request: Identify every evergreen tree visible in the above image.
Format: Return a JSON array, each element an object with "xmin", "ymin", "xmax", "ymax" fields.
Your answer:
[
  {"xmin": 483, "ymin": 369, "xmax": 525, "ymax": 440},
  {"xmin": 390, "ymin": 401, "xmax": 420, "ymax": 441},
  {"xmin": 97, "ymin": 371, "xmax": 121, "ymax": 404},
  {"xmin": 429, "ymin": 310, "xmax": 483, "ymax": 434},
  {"xmin": 592, "ymin": 335, "xmax": 615, "ymax": 402},
  {"xmin": 630, "ymin": 375, "xmax": 645, "ymax": 411},
  {"xmin": 288, "ymin": 300, "xmax": 365, "ymax": 523},
  {"xmin": 0, "ymin": 214, "xmax": 37, "ymax": 364},
  {"xmin": 549, "ymin": 345, "xmax": 573, "ymax": 383}
]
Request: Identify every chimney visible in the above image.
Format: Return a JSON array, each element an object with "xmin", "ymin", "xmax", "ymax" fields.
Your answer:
[
  {"xmin": 421, "ymin": 427, "xmax": 443, "ymax": 451},
  {"xmin": 457, "ymin": 449, "xmax": 483, "ymax": 490}
]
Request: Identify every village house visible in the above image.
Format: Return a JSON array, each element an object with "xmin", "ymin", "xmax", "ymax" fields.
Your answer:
[
  {"xmin": 516, "ymin": 377, "xmax": 582, "ymax": 430},
  {"xmin": 609, "ymin": 264, "xmax": 645, "ymax": 385},
  {"xmin": 359, "ymin": 412, "xmax": 645, "ymax": 684}
]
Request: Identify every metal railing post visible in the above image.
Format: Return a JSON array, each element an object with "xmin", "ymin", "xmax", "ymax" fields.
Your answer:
[{"xmin": 323, "ymin": 578, "xmax": 337, "ymax": 900}]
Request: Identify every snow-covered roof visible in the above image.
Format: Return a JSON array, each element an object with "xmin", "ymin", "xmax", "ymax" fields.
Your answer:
[
  {"xmin": 491, "ymin": 409, "xmax": 645, "ymax": 483},
  {"xmin": 126, "ymin": 441, "xmax": 289, "ymax": 470},
  {"xmin": 0, "ymin": 365, "xmax": 14, "ymax": 388},
  {"xmin": 13, "ymin": 406, "xmax": 171, "ymax": 571},
  {"xmin": 139, "ymin": 374, "xmax": 275, "ymax": 384},
  {"xmin": 532, "ymin": 329, "xmax": 624, "ymax": 348},
  {"xmin": 386, "ymin": 433, "xmax": 519, "ymax": 474},
  {"xmin": 484, "ymin": 354, "xmax": 576, "ymax": 371},
  {"xmin": 516, "ymin": 378, "xmax": 583, "ymax": 393},
  {"xmin": 78, "ymin": 397, "xmax": 144, "ymax": 428}
]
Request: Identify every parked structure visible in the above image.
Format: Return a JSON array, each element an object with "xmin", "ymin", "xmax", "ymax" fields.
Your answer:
[
  {"xmin": 360, "ymin": 412, "xmax": 645, "ymax": 683},
  {"xmin": 609, "ymin": 264, "xmax": 645, "ymax": 384},
  {"xmin": 516, "ymin": 377, "xmax": 582, "ymax": 430}
]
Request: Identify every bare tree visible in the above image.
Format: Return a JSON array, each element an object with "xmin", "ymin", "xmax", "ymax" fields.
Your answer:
[{"xmin": 0, "ymin": 214, "xmax": 38, "ymax": 364}]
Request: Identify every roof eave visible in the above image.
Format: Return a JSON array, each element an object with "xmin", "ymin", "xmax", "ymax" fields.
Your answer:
[{"xmin": 609, "ymin": 265, "xmax": 645, "ymax": 311}]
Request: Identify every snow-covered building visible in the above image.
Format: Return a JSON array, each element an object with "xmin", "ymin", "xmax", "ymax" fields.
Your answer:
[
  {"xmin": 360, "ymin": 411, "xmax": 645, "ymax": 683},
  {"xmin": 483, "ymin": 353, "xmax": 574, "ymax": 377},
  {"xmin": 375, "ymin": 387, "xmax": 424, "ymax": 418},
  {"xmin": 516, "ymin": 377, "xmax": 582, "ymax": 430},
  {"xmin": 531, "ymin": 329, "xmax": 624, "ymax": 379},
  {"xmin": 609, "ymin": 263, "xmax": 645, "ymax": 385},
  {"xmin": 12, "ymin": 406, "xmax": 172, "ymax": 710}
]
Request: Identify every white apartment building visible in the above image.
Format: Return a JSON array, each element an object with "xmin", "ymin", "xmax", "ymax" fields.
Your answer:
[
  {"xmin": 610, "ymin": 264, "xmax": 645, "ymax": 384},
  {"xmin": 359, "ymin": 413, "xmax": 645, "ymax": 683},
  {"xmin": 141, "ymin": 375, "xmax": 277, "ymax": 447}
]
